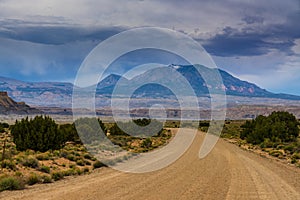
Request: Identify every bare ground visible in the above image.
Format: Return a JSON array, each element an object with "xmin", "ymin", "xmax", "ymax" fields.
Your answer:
[{"xmin": 1, "ymin": 130, "xmax": 300, "ymax": 200}]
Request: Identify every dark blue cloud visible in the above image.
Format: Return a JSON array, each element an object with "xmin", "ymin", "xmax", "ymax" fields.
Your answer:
[
  {"xmin": 0, "ymin": 19, "xmax": 125, "ymax": 45},
  {"xmin": 203, "ymin": 9, "xmax": 300, "ymax": 57},
  {"xmin": 203, "ymin": 27, "xmax": 296, "ymax": 57}
]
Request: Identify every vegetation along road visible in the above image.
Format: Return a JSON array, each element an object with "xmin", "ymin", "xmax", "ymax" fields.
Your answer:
[{"xmin": 1, "ymin": 129, "xmax": 300, "ymax": 200}]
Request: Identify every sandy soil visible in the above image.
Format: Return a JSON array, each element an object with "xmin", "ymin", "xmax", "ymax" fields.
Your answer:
[{"xmin": 1, "ymin": 130, "xmax": 300, "ymax": 200}]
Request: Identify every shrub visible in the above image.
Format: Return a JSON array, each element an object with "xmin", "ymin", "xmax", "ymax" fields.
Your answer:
[
  {"xmin": 292, "ymin": 153, "xmax": 300, "ymax": 160},
  {"xmin": 284, "ymin": 143, "xmax": 298, "ymax": 154},
  {"xmin": 1, "ymin": 159, "xmax": 16, "ymax": 170},
  {"xmin": 76, "ymin": 168, "xmax": 82, "ymax": 175},
  {"xmin": 39, "ymin": 165, "xmax": 50, "ymax": 174},
  {"xmin": 241, "ymin": 111, "xmax": 299, "ymax": 144},
  {"xmin": 62, "ymin": 169, "xmax": 76, "ymax": 176},
  {"xmin": 74, "ymin": 118, "xmax": 106, "ymax": 144},
  {"xmin": 83, "ymin": 167, "xmax": 89, "ymax": 173},
  {"xmin": 67, "ymin": 154, "xmax": 76, "ymax": 161},
  {"xmin": 141, "ymin": 138, "xmax": 152, "ymax": 148},
  {"xmin": 83, "ymin": 154, "xmax": 92, "ymax": 160},
  {"xmin": 76, "ymin": 159, "xmax": 85, "ymax": 166},
  {"xmin": 51, "ymin": 172, "xmax": 64, "ymax": 181},
  {"xmin": 69, "ymin": 164, "xmax": 76, "ymax": 169},
  {"xmin": 291, "ymin": 158, "xmax": 297, "ymax": 164},
  {"xmin": 41, "ymin": 175, "xmax": 52, "ymax": 183},
  {"xmin": 269, "ymin": 150, "xmax": 283, "ymax": 157},
  {"xmin": 85, "ymin": 160, "xmax": 91, "ymax": 166},
  {"xmin": 27, "ymin": 173, "xmax": 41, "ymax": 185},
  {"xmin": 93, "ymin": 161, "xmax": 106, "ymax": 169},
  {"xmin": 15, "ymin": 171, "xmax": 23, "ymax": 177},
  {"xmin": 21, "ymin": 157, "xmax": 39, "ymax": 168},
  {"xmin": 0, "ymin": 176, "xmax": 25, "ymax": 191},
  {"xmin": 60, "ymin": 150, "xmax": 68, "ymax": 158},
  {"xmin": 36, "ymin": 153, "xmax": 50, "ymax": 161}
]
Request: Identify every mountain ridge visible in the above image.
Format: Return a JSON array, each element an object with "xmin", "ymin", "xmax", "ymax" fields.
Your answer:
[{"xmin": 0, "ymin": 65, "xmax": 300, "ymax": 107}]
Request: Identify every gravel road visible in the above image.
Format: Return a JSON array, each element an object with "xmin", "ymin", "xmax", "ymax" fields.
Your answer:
[{"xmin": 1, "ymin": 129, "xmax": 300, "ymax": 200}]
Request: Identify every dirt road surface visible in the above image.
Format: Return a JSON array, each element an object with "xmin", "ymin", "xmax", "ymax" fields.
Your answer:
[{"xmin": 1, "ymin": 130, "xmax": 300, "ymax": 200}]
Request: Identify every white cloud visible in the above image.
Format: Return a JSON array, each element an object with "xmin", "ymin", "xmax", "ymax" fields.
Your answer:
[{"xmin": 292, "ymin": 39, "xmax": 300, "ymax": 55}]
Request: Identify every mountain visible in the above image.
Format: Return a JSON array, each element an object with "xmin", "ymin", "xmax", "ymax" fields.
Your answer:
[
  {"xmin": 0, "ymin": 76, "xmax": 73, "ymax": 107},
  {"xmin": 96, "ymin": 74, "xmax": 128, "ymax": 95},
  {"xmin": 95, "ymin": 65, "xmax": 300, "ymax": 100},
  {"xmin": 0, "ymin": 65, "xmax": 300, "ymax": 108},
  {"xmin": 0, "ymin": 91, "xmax": 41, "ymax": 114}
]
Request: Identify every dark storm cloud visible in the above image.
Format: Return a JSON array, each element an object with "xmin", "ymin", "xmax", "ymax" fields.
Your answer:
[
  {"xmin": 203, "ymin": 8, "xmax": 300, "ymax": 57},
  {"xmin": 203, "ymin": 26, "xmax": 295, "ymax": 57},
  {"xmin": 0, "ymin": 19, "xmax": 125, "ymax": 45}
]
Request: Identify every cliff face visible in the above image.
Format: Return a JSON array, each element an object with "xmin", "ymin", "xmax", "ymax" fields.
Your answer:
[{"xmin": 0, "ymin": 91, "xmax": 42, "ymax": 115}]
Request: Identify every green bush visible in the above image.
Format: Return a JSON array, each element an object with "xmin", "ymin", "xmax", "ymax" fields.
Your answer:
[
  {"xmin": 241, "ymin": 111, "xmax": 299, "ymax": 144},
  {"xmin": 41, "ymin": 175, "xmax": 52, "ymax": 183},
  {"xmin": 59, "ymin": 123, "xmax": 81, "ymax": 144},
  {"xmin": 21, "ymin": 157, "xmax": 39, "ymax": 169},
  {"xmin": 10, "ymin": 116, "xmax": 63, "ymax": 152},
  {"xmin": 39, "ymin": 165, "xmax": 50, "ymax": 174},
  {"xmin": 36, "ymin": 153, "xmax": 50, "ymax": 161},
  {"xmin": 1, "ymin": 159, "xmax": 16, "ymax": 170},
  {"xmin": 15, "ymin": 171, "xmax": 23, "ymax": 177},
  {"xmin": 76, "ymin": 159, "xmax": 85, "ymax": 166},
  {"xmin": 269, "ymin": 150, "xmax": 283, "ymax": 157},
  {"xmin": 66, "ymin": 154, "xmax": 76, "ymax": 161},
  {"xmin": 291, "ymin": 158, "xmax": 297, "ymax": 164},
  {"xmin": 93, "ymin": 160, "xmax": 106, "ymax": 169},
  {"xmin": 83, "ymin": 154, "xmax": 92, "ymax": 160},
  {"xmin": 85, "ymin": 160, "xmax": 91, "ymax": 166},
  {"xmin": 284, "ymin": 143, "xmax": 298, "ymax": 154},
  {"xmin": 74, "ymin": 118, "xmax": 106, "ymax": 144},
  {"xmin": 27, "ymin": 173, "xmax": 41, "ymax": 185},
  {"xmin": 0, "ymin": 176, "xmax": 25, "ymax": 191},
  {"xmin": 83, "ymin": 167, "xmax": 89, "ymax": 173},
  {"xmin": 76, "ymin": 168, "xmax": 82, "ymax": 175},
  {"xmin": 62, "ymin": 169, "xmax": 76, "ymax": 176},
  {"xmin": 292, "ymin": 153, "xmax": 300, "ymax": 160},
  {"xmin": 141, "ymin": 138, "xmax": 152, "ymax": 148},
  {"xmin": 51, "ymin": 172, "xmax": 64, "ymax": 181}
]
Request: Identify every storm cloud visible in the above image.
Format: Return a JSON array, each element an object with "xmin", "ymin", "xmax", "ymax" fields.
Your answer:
[{"xmin": 0, "ymin": 0, "xmax": 299, "ymax": 94}]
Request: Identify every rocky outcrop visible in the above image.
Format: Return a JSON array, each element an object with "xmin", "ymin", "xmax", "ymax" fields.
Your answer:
[{"xmin": 0, "ymin": 91, "xmax": 42, "ymax": 115}]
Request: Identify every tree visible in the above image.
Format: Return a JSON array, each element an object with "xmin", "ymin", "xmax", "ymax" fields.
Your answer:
[
  {"xmin": 74, "ymin": 118, "xmax": 107, "ymax": 144},
  {"xmin": 59, "ymin": 123, "xmax": 81, "ymax": 144},
  {"xmin": 10, "ymin": 116, "xmax": 62, "ymax": 152},
  {"xmin": 241, "ymin": 111, "xmax": 299, "ymax": 144}
]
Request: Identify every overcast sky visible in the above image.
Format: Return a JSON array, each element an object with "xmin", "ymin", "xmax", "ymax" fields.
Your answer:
[{"xmin": 0, "ymin": 0, "xmax": 300, "ymax": 95}]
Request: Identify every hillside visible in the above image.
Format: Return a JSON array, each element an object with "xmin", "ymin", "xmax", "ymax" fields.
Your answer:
[{"xmin": 0, "ymin": 91, "xmax": 41, "ymax": 114}]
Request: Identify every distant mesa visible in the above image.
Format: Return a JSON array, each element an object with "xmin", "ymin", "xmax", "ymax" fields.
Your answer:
[{"xmin": 0, "ymin": 91, "xmax": 42, "ymax": 115}]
